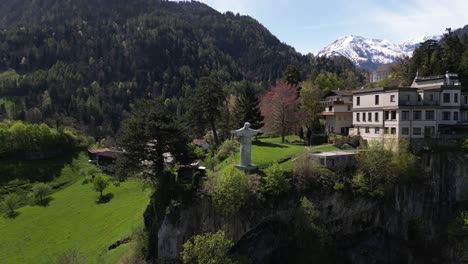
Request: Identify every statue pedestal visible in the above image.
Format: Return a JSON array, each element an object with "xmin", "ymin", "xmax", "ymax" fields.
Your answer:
[{"xmin": 235, "ymin": 164, "xmax": 258, "ymax": 173}]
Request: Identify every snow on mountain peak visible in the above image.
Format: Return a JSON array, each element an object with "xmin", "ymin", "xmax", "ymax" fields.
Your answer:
[{"xmin": 317, "ymin": 34, "xmax": 442, "ymax": 70}]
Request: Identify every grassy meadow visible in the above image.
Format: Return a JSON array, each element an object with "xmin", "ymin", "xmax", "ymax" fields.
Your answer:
[
  {"xmin": 0, "ymin": 153, "xmax": 151, "ymax": 263},
  {"xmin": 0, "ymin": 179, "xmax": 151, "ymax": 263}
]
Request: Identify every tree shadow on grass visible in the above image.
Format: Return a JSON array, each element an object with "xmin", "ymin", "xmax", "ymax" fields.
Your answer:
[
  {"xmin": 36, "ymin": 197, "xmax": 54, "ymax": 207},
  {"xmin": 253, "ymin": 141, "xmax": 288, "ymax": 148},
  {"xmin": 4, "ymin": 211, "xmax": 20, "ymax": 219},
  {"xmin": 96, "ymin": 193, "xmax": 114, "ymax": 204}
]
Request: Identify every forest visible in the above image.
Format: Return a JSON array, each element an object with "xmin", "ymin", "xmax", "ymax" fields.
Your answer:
[
  {"xmin": 0, "ymin": 0, "xmax": 364, "ymax": 141},
  {"xmin": 393, "ymin": 29, "xmax": 468, "ymax": 86}
]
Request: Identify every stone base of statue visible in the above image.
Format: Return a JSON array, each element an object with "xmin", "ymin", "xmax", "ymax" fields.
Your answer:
[{"xmin": 235, "ymin": 164, "xmax": 259, "ymax": 173}]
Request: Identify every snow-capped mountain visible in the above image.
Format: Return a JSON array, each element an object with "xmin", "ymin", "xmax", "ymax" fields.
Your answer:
[
  {"xmin": 399, "ymin": 35, "xmax": 442, "ymax": 53},
  {"xmin": 317, "ymin": 35, "xmax": 442, "ymax": 70}
]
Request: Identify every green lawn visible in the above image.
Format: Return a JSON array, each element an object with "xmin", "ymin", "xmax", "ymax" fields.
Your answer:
[
  {"xmin": 218, "ymin": 136, "xmax": 306, "ymax": 171},
  {"xmin": 310, "ymin": 144, "xmax": 341, "ymax": 152},
  {"xmin": 0, "ymin": 179, "xmax": 151, "ymax": 264},
  {"xmin": 251, "ymin": 137, "xmax": 306, "ymax": 168}
]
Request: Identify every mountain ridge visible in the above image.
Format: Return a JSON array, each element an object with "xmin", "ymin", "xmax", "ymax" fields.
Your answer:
[{"xmin": 317, "ymin": 34, "xmax": 442, "ymax": 70}]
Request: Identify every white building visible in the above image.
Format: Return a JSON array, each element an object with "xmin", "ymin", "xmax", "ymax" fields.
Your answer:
[
  {"xmin": 350, "ymin": 73, "xmax": 468, "ymax": 142},
  {"xmin": 320, "ymin": 90, "xmax": 353, "ymax": 135}
]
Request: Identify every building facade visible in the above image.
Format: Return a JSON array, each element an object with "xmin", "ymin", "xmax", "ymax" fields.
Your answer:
[
  {"xmin": 350, "ymin": 73, "xmax": 468, "ymax": 142},
  {"xmin": 320, "ymin": 90, "xmax": 353, "ymax": 135}
]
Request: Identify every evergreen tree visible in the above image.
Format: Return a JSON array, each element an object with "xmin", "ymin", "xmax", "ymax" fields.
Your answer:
[
  {"xmin": 191, "ymin": 77, "xmax": 225, "ymax": 146},
  {"xmin": 233, "ymin": 81, "xmax": 264, "ymax": 129},
  {"xmin": 118, "ymin": 98, "xmax": 190, "ymax": 188},
  {"xmin": 282, "ymin": 64, "xmax": 301, "ymax": 87}
]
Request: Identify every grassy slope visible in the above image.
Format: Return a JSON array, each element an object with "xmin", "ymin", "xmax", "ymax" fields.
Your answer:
[{"xmin": 0, "ymin": 180, "xmax": 151, "ymax": 264}]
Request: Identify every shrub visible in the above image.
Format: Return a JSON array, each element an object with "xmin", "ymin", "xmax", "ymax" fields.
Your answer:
[
  {"xmin": 216, "ymin": 139, "xmax": 237, "ymax": 161},
  {"xmin": 351, "ymin": 140, "xmax": 416, "ymax": 197},
  {"xmin": 31, "ymin": 183, "xmax": 52, "ymax": 205},
  {"xmin": 292, "ymin": 154, "xmax": 336, "ymax": 191},
  {"xmin": 204, "ymin": 151, "xmax": 219, "ymax": 172},
  {"xmin": 212, "ymin": 167, "xmax": 251, "ymax": 216},
  {"xmin": 93, "ymin": 175, "xmax": 109, "ymax": 199},
  {"xmin": 3, "ymin": 192, "xmax": 21, "ymax": 216},
  {"xmin": 261, "ymin": 162, "xmax": 290, "ymax": 196},
  {"xmin": 181, "ymin": 231, "xmax": 238, "ymax": 264},
  {"xmin": 333, "ymin": 182, "xmax": 345, "ymax": 191}
]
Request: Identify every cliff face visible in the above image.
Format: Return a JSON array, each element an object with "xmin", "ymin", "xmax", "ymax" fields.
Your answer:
[{"xmin": 149, "ymin": 151, "xmax": 468, "ymax": 263}]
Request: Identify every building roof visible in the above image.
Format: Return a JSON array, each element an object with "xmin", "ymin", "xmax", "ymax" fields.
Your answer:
[
  {"xmin": 192, "ymin": 139, "xmax": 207, "ymax": 146},
  {"xmin": 352, "ymin": 87, "xmax": 398, "ymax": 94},
  {"xmin": 375, "ymin": 65, "xmax": 393, "ymax": 72},
  {"xmin": 323, "ymin": 89, "xmax": 352, "ymax": 97},
  {"xmin": 95, "ymin": 150, "xmax": 123, "ymax": 159},
  {"xmin": 88, "ymin": 148, "xmax": 110, "ymax": 154}
]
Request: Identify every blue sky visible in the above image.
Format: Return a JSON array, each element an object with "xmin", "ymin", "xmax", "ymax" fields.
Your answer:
[{"xmin": 195, "ymin": 0, "xmax": 468, "ymax": 54}]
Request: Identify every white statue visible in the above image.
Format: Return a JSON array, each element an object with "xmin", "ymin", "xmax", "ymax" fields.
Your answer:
[{"xmin": 231, "ymin": 122, "xmax": 262, "ymax": 170}]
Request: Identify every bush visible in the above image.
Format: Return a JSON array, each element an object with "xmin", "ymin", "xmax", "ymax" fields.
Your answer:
[
  {"xmin": 261, "ymin": 162, "xmax": 290, "ymax": 196},
  {"xmin": 3, "ymin": 192, "xmax": 21, "ymax": 216},
  {"xmin": 292, "ymin": 154, "xmax": 336, "ymax": 191},
  {"xmin": 181, "ymin": 231, "xmax": 238, "ymax": 264},
  {"xmin": 333, "ymin": 182, "xmax": 345, "ymax": 191},
  {"xmin": 31, "ymin": 183, "xmax": 52, "ymax": 205},
  {"xmin": 204, "ymin": 151, "xmax": 219, "ymax": 171},
  {"xmin": 351, "ymin": 140, "xmax": 416, "ymax": 197},
  {"xmin": 212, "ymin": 167, "xmax": 251, "ymax": 216},
  {"xmin": 216, "ymin": 139, "xmax": 238, "ymax": 161},
  {"xmin": 309, "ymin": 134, "xmax": 328, "ymax": 145}
]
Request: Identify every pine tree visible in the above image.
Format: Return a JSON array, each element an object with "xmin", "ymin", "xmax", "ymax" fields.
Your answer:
[
  {"xmin": 282, "ymin": 64, "xmax": 301, "ymax": 87},
  {"xmin": 233, "ymin": 81, "xmax": 264, "ymax": 129}
]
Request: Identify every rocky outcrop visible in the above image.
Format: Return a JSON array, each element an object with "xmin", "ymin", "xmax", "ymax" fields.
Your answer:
[{"xmin": 149, "ymin": 151, "xmax": 468, "ymax": 263}]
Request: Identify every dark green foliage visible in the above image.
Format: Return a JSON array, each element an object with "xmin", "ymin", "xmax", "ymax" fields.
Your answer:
[
  {"xmin": 399, "ymin": 30, "xmax": 468, "ymax": 85},
  {"xmin": 233, "ymin": 81, "xmax": 264, "ymax": 129},
  {"xmin": 190, "ymin": 77, "xmax": 225, "ymax": 146},
  {"xmin": 0, "ymin": 0, "xmax": 318, "ymax": 138},
  {"xmin": 118, "ymin": 98, "xmax": 190, "ymax": 189},
  {"xmin": 283, "ymin": 64, "xmax": 302, "ymax": 87}
]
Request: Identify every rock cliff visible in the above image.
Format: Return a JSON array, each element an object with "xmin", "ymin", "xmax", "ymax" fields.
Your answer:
[{"xmin": 147, "ymin": 151, "xmax": 468, "ymax": 263}]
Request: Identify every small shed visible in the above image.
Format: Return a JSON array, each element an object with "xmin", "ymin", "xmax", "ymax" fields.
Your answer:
[{"xmin": 193, "ymin": 139, "xmax": 209, "ymax": 151}]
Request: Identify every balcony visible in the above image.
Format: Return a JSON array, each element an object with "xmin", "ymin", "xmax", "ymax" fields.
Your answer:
[
  {"xmin": 398, "ymin": 100, "xmax": 439, "ymax": 106},
  {"xmin": 320, "ymin": 100, "xmax": 346, "ymax": 107}
]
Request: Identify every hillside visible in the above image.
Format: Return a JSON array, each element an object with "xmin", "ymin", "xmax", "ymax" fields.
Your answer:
[{"xmin": 0, "ymin": 0, "xmax": 317, "ymax": 137}]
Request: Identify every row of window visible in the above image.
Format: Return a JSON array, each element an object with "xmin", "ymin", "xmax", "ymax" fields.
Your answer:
[
  {"xmin": 360, "ymin": 126, "xmax": 435, "ymax": 136},
  {"xmin": 355, "ymin": 93, "xmax": 462, "ymax": 106},
  {"xmin": 355, "ymin": 110, "xmax": 459, "ymax": 122}
]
